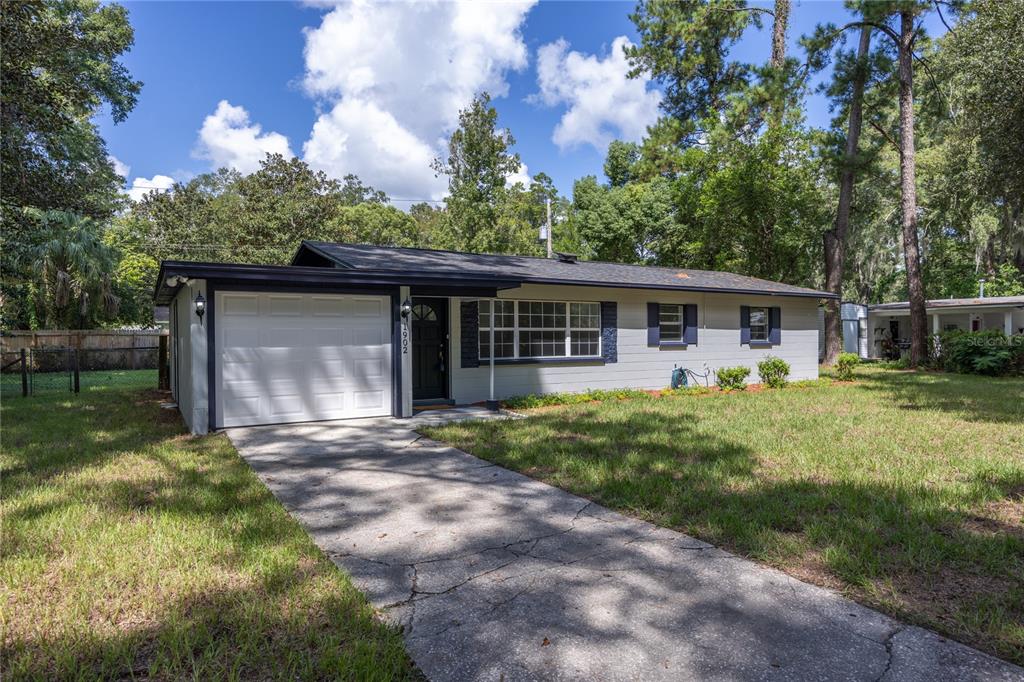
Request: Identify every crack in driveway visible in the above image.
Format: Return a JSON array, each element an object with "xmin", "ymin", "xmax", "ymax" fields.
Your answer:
[{"xmin": 229, "ymin": 420, "xmax": 1023, "ymax": 682}]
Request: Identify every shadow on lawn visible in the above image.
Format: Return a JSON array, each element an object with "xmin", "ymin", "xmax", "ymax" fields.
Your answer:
[
  {"xmin": 1, "ymin": 389, "xmax": 416, "ymax": 680},
  {"xmin": 855, "ymin": 369, "xmax": 1024, "ymax": 424},
  {"xmin": 437, "ymin": 406, "xmax": 1024, "ymax": 666}
]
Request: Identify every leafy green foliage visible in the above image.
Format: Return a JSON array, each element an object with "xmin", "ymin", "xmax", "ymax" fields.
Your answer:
[
  {"xmin": 835, "ymin": 352, "xmax": 860, "ymax": 381},
  {"xmin": 503, "ymin": 388, "xmax": 655, "ymax": 409},
  {"xmin": 757, "ymin": 356, "xmax": 790, "ymax": 388},
  {"xmin": 21, "ymin": 209, "xmax": 120, "ymax": 327},
  {"xmin": 716, "ymin": 366, "xmax": 751, "ymax": 391},
  {"xmin": 937, "ymin": 330, "xmax": 1024, "ymax": 377},
  {"xmin": 1, "ymin": 0, "xmax": 141, "ymax": 329},
  {"xmin": 432, "ymin": 93, "xmax": 537, "ymax": 255}
]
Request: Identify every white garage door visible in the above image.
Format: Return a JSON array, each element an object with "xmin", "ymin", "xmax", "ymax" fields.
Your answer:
[{"xmin": 216, "ymin": 292, "xmax": 392, "ymax": 427}]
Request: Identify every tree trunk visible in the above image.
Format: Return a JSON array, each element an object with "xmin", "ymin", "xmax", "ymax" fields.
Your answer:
[
  {"xmin": 897, "ymin": 10, "xmax": 928, "ymax": 367},
  {"xmin": 771, "ymin": 0, "xmax": 790, "ymax": 69},
  {"xmin": 823, "ymin": 26, "xmax": 871, "ymax": 366}
]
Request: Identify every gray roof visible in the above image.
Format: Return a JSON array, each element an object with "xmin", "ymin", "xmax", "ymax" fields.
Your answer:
[
  {"xmin": 869, "ymin": 295, "xmax": 1024, "ymax": 311},
  {"xmin": 298, "ymin": 241, "xmax": 835, "ymax": 299}
]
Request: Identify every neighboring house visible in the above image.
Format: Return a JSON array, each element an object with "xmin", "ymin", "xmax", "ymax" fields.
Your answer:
[
  {"xmin": 865, "ymin": 296, "xmax": 1024, "ymax": 360},
  {"xmin": 156, "ymin": 241, "xmax": 834, "ymax": 434},
  {"xmin": 817, "ymin": 302, "xmax": 870, "ymax": 360}
]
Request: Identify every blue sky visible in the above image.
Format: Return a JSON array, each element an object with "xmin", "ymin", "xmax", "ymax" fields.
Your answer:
[{"xmin": 100, "ymin": 1, "xmax": 947, "ymax": 204}]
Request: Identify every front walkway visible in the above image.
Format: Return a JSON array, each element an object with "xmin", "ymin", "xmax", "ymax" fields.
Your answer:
[{"xmin": 228, "ymin": 415, "xmax": 1021, "ymax": 681}]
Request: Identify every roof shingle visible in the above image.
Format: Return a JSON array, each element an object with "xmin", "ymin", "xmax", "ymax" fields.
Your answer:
[{"xmin": 299, "ymin": 241, "xmax": 835, "ymax": 299}]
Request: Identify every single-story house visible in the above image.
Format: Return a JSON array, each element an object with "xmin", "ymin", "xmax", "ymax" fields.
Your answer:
[
  {"xmin": 819, "ymin": 296, "xmax": 1024, "ymax": 360},
  {"xmin": 155, "ymin": 241, "xmax": 835, "ymax": 434},
  {"xmin": 868, "ymin": 296, "xmax": 1024, "ymax": 360}
]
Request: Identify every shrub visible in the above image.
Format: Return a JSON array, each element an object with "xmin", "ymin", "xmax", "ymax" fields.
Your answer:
[
  {"xmin": 937, "ymin": 330, "xmax": 1024, "ymax": 376},
  {"xmin": 835, "ymin": 352, "xmax": 860, "ymax": 381},
  {"xmin": 757, "ymin": 356, "xmax": 790, "ymax": 388},
  {"xmin": 716, "ymin": 366, "xmax": 750, "ymax": 391},
  {"xmin": 502, "ymin": 387, "xmax": 653, "ymax": 409}
]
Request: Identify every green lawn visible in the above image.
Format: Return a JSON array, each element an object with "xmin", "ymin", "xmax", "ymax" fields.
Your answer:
[
  {"xmin": 1, "ymin": 380, "xmax": 418, "ymax": 679},
  {"xmin": 424, "ymin": 367, "xmax": 1024, "ymax": 665}
]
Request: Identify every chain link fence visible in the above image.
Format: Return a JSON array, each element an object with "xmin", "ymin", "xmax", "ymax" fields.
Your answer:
[{"xmin": 1, "ymin": 343, "xmax": 166, "ymax": 398}]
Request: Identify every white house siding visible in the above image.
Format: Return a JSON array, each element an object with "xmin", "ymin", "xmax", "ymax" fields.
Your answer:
[
  {"xmin": 170, "ymin": 279, "xmax": 209, "ymax": 434},
  {"xmin": 449, "ymin": 284, "xmax": 820, "ymax": 404}
]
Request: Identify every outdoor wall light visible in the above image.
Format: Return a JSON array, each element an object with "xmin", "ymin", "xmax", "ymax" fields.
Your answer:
[
  {"xmin": 194, "ymin": 292, "xmax": 206, "ymax": 323},
  {"xmin": 400, "ymin": 298, "xmax": 413, "ymax": 318}
]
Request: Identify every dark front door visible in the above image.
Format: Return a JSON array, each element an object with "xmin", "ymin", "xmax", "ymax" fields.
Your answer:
[{"xmin": 412, "ymin": 298, "xmax": 449, "ymax": 401}]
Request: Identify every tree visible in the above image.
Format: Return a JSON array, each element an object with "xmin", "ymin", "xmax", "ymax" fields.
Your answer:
[
  {"xmin": 1, "ymin": 0, "xmax": 142, "ymax": 329},
  {"xmin": 431, "ymin": 93, "xmax": 524, "ymax": 253},
  {"xmin": 1, "ymin": 0, "xmax": 141, "ymax": 216},
  {"xmin": 22, "ymin": 209, "xmax": 119, "ymax": 328},
  {"xmin": 822, "ymin": 26, "xmax": 872, "ymax": 365},
  {"xmin": 604, "ymin": 141, "xmax": 641, "ymax": 188}
]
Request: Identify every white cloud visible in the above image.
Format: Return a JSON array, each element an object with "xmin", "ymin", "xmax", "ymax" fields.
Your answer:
[
  {"xmin": 535, "ymin": 36, "xmax": 661, "ymax": 152},
  {"xmin": 194, "ymin": 100, "xmax": 293, "ymax": 174},
  {"xmin": 301, "ymin": 0, "xmax": 535, "ymax": 199},
  {"xmin": 109, "ymin": 155, "xmax": 130, "ymax": 179},
  {"xmin": 304, "ymin": 98, "xmax": 446, "ymax": 200},
  {"xmin": 506, "ymin": 161, "xmax": 531, "ymax": 190},
  {"xmin": 126, "ymin": 174, "xmax": 175, "ymax": 202}
]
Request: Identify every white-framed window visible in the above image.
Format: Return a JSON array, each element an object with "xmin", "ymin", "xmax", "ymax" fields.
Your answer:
[
  {"xmin": 479, "ymin": 300, "xmax": 515, "ymax": 359},
  {"xmin": 478, "ymin": 299, "xmax": 601, "ymax": 360},
  {"xmin": 749, "ymin": 306, "xmax": 769, "ymax": 342},
  {"xmin": 659, "ymin": 304, "xmax": 684, "ymax": 342}
]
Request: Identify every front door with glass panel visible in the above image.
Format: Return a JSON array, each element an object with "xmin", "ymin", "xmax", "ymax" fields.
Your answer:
[{"xmin": 412, "ymin": 298, "xmax": 449, "ymax": 401}]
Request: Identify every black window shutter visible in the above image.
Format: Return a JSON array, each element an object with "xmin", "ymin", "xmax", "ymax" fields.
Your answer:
[
  {"xmin": 684, "ymin": 304, "xmax": 698, "ymax": 345},
  {"xmin": 769, "ymin": 306, "xmax": 781, "ymax": 345},
  {"xmin": 647, "ymin": 302, "xmax": 660, "ymax": 346},
  {"xmin": 460, "ymin": 300, "xmax": 480, "ymax": 368},
  {"xmin": 600, "ymin": 301, "xmax": 617, "ymax": 363},
  {"xmin": 740, "ymin": 305, "xmax": 751, "ymax": 344}
]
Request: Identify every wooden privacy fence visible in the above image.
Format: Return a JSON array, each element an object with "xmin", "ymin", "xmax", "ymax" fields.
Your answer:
[{"xmin": 0, "ymin": 330, "xmax": 168, "ymax": 372}]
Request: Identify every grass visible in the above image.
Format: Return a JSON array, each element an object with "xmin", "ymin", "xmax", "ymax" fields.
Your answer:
[
  {"xmin": 1, "ymin": 379, "xmax": 418, "ymax": 679},
  {"xmin": 424, "ymin": 366, "xmax": 1024, "ymax": 665}
]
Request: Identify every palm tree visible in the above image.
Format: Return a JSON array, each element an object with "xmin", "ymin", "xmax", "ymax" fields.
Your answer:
[{"xmin": 23, "ymin": 209, "xmax": 119, "ymax": 327}]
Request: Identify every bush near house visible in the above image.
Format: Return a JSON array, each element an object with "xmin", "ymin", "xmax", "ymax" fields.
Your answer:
[
  {"xmin": 715, "ymin": 366, "xmax": 751, "ymax": 391},
  {"xmin": 757, "ymin": 356, "xmax": 790, "ymax": 388},
  {"xmin": 835, "ymin": 352, "xmax": 860, "ymax": 381},
  {"xmin": 936, "ymin": 330, "xmax": 1024, "ymax": 376}
]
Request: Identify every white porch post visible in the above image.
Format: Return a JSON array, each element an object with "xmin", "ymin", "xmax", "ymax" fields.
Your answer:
[
  {"xmin": 399, "ymin": 286, "xmax": 412, "ymax": 417},
  {"xmin": 1005, "ymin": 311, "xmax": 1014, "ymax": 336},
  {"xmin": 932, "ymin": 312, "xmax": 940, "ymax": 335},
  {"xmin": 487, "ymin": 300, "xmax": 497, "ymax": 410}
]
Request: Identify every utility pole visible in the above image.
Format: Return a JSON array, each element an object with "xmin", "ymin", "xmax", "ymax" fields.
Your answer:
[{"xmin": 545, "ymin": 197, "xmax": 553, "ymax": 258}]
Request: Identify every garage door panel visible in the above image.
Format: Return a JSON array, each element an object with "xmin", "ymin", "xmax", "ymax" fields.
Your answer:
[
  {"xmin": 217, "ymin": 292, "xmax": 392, "ymax": 427},
  {"xmin": 223, "ymin": 327, "xmax": 260, "ymax": 349},
  {"xmin": 350, "ymin": 327, "xmax": 387, "ymax": 347},
  {"xmin": 313, "ymin": 392, "xmax": 346, "ymax": 413},
  {"xmin": 309, "ymin": 328, "xmax": 344, "ymax": 349},
  {"xmin": 353, "ymin": 390, "xmax": 386, "ymax": 410},
  {"xmin": 269, "ymin": 393, "xmax": 307, "ymax": 418},
  {"xmin": 353, "ymin": 357, "xmax": 386, "ymax": 380},
  {"xmin": 351, "ymin": 297, "xmax": 385, "ymax": 317},
  {"xmin": 261, "ymin": 328, "xmax": 309, "ymax": 348},
  {"xmin": 310, "ymin": 297, "xmax": 347, "ymax": 317},
  {"xmin": 223, "ymin": 395, "xmax": 261, "ymax": 421},
  {"xmin": 266, "ymin": 295, "xmax": 303, "ymax": 316},
  {"xmin": 222, "ymin": 294, "xmax": 260, "ymax": 316}
]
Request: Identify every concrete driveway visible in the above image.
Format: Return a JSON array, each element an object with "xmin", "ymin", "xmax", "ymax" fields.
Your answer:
[{"xmin": 228, "ymin": 415, "xmax": 1022, "ymax": 682}]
